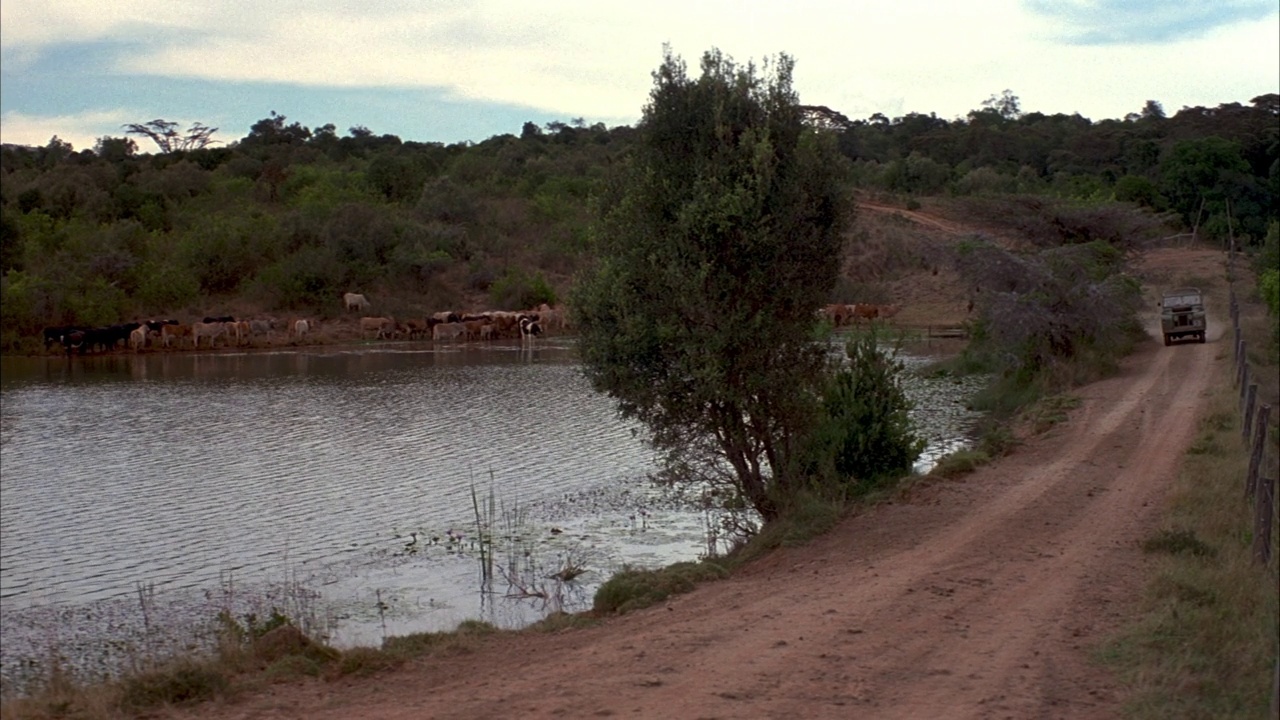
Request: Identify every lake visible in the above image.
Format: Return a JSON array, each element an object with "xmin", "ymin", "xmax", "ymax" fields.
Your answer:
[{"xmin": 0, "ymin": 338, "xmax": 984, "ymax": 692}]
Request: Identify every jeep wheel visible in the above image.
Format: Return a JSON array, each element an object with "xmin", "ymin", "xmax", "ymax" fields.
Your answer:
[
  {"xmin": 1163, "ymin": 334, "xmax": 1171, "ymax": 347},
  {"xmin": 1198, "ymin": 333, "xmax": 1206, "ymax": 344}
]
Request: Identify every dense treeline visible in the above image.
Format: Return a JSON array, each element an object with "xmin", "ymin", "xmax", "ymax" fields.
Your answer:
[{"xmin": 1, "ymin": 92, "xmax": 1276, "ymax": 350}]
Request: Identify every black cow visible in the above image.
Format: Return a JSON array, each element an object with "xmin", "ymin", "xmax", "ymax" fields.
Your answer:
[
  {"xmin": 43, "ymin": 326, "xmax": 78, "ymax": 350},
  {"xmin": 518, "ymin": 316, "xmax": 543, "ymax": 338}
]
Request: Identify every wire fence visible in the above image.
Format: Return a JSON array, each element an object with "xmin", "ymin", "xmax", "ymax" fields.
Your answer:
[{"xmin": 1225, "ymin": 249, "xmax": 1279, "ymax": 719}]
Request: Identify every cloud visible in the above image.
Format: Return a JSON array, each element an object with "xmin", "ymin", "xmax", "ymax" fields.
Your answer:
[
  {"xmin": 1, "ymin": 0, "xmax": 1276, "ymax": 147},
  {"xmin": 4, "ymin": 1, "xmax": 1037, "ymax": 125},
  {"xmin": 1023, "ymin": 0, "xmax": 1277, "ymax": 44},
  {"xmin": 0, "ymin": 109, "xmax": 135, "ymax": 151}
]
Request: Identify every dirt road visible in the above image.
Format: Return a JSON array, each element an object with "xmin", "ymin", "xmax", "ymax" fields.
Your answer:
[{"xmin": 178, "ymin": 257, "xmax": 1219, "ymax": 720}]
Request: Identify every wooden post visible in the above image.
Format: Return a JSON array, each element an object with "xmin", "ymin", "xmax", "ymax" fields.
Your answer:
[
  {"xmin": 1246, "ymin": 405, "xmax": 1271, "ymax": 501},
  {"xmin": 1236, "ymin": 341, "xmax": 1247, "ymax": 388},
  {"xmin": 1191, "ymin": 195, "xmax": 1205, "ymax": 246},
  {"xmin": 1243, "ymin": 385, "xmax": 1258, "ymax": 441},
  {"xmin": 1252, "ymin": 472, "xmax": 1274, "ymax": 565},
  {"xmin": 1239, "ymin": 364, "xmax": 1250, "ymax": 408}
]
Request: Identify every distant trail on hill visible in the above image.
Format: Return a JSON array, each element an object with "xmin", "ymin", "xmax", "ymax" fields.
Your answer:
[{"xmin": 857, "ymin": 201, "xmax": 969, "ymax": 236}]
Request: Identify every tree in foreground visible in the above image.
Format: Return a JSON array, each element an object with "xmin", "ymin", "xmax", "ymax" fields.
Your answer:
[{"xmin": 572, "ymin": 47, "xmax": 853, "ymax": 523}]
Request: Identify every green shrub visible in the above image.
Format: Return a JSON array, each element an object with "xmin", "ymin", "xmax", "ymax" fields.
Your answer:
[
  {"xmin": 135, "ymin": 261, "xmax": 199, "ymax": 311},
  {"xmin": 799, "ymin": 331, "xmax": 924, "ymax": 496},
  {"xmin": 119, "ymin": 663, "xmax": 228, "ymax": 710},
  {"xmin": 929, "ymin": 449, "xmax": 990, "ymax": 478},
  {"xmin": 593, "ymin": 561, "xmax": 730, "ymax": 615},
  {"xmin": 263, "ymin": 653, "xmax": 324, "ymax": 682},
  {"xmin": 489, "ymin": 267, "xmax": 557, "ymax": 310},
  {"xmin": 252, "ymin": 246, "xmax": 345, "ymax": 310},
  {"xmin": 331, "ymin": 647, "xmax": 403, "ymax": 678}
]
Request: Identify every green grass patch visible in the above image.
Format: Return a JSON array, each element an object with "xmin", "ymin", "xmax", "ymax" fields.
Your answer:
[
  {"xmin": 929, "ymin": 449, "xmax": 991, "ymax": 478},
  {"xmin": 1140, "ymin": 528, "xmax": 1218, "ymax": 558},
  {"xmin": 329, "ymin": 647, "xmax": 404, "ymax": 679},
  {"xmin": 528, "ymin": 611, "xmax": 602, "ymax": 633},
  {"xmin": 262, "ymin": 654, "xmax": 325, "ymax": 683},
  {"xmin": 118, "ymin": 662, "xmax": 229, "ymax": 711},
  {"xmin": 381, "ymin": 620, "xmax": 497, "ymax": 659},
  {"xmin": 1029, "ymin": 393, "xmax": 1082, "ymax": 433},
  {"xmin": 593, "ymin": 561, "xmax": 731, "ymax": 615}
]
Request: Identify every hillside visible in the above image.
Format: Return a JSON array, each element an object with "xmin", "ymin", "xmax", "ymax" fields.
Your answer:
[{"xmin": 3, "ymin": 95, "xmax": 1275, "ymax": 350}]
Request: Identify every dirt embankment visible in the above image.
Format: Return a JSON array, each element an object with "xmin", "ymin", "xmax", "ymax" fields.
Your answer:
[{"xmin": 162, "ymin": 231, "xmax": 1225, "ymax": 718}]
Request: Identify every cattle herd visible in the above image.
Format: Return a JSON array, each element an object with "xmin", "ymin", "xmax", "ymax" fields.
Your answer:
[
  {"xmin": 39, "ymin": 296, "xmax": 567, "ymax": 355},
  {"xmin": 820, "ymin": 303, "xmax": 901, "ymax": 326},
  {"xmin": 38, "ymin": 296, "xmax": 895, "ymax": 355}
]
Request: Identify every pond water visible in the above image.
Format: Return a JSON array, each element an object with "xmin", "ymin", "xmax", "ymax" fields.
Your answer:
[{"xmin": 0, "ymin": 338, "xmax": 984, "ymax": 692}]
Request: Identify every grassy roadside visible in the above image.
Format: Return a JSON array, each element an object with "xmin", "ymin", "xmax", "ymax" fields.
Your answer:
[{"xmin": 1098, "ymin": 266, "xmax": 1279, "ymax": 719}]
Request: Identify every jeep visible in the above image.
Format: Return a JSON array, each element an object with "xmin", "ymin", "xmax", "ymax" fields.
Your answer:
[{"xmin": 1159, "ymin": 287, "xmax": 1206, "ymax": 346}]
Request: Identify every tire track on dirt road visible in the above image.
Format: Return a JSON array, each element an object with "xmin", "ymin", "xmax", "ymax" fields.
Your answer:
[{"xmin": 852, "ymin": 338, "xmax": 1214, "ymax": 719}]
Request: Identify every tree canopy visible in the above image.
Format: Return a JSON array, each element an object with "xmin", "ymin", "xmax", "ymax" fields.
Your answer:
[{"xmin": 572, "ymin": 47, "xmax": 852, "ymax": 521}]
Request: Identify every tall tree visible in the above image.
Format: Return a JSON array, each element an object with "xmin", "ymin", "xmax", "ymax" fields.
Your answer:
[
  {"xmin": 123, "ymin": 119, "xmax": 219, "ymax": 153},
  {"xmin": 572, "ymin": 47, "xmax": 851, "ymax": 521}
]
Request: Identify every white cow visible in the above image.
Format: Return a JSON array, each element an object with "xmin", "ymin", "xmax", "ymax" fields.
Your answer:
[
  {"xmin": 344, "ymin": 293, "xmax": 371, "ymax": 313},
  {"xmin": 293, "ymin": 319, "xmax": 310, "ymax": 339},
  {"xmin": 192, "ymin": 321, "xmax": 227, "ymax": 348},
  {"xmin": 432, "ymin": 322, "xmax": 465, "ymax": 342}
]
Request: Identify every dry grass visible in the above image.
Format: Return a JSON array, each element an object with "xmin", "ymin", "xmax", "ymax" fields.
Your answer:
[{"xmin": 0, "ymin": 618, "xmax": 499, "ymax": 720}]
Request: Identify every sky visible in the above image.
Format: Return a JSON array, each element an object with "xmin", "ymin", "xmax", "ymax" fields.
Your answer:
[{"xmin": 1, "ymin": 0, "xmax": 1277, "ymax": 153}]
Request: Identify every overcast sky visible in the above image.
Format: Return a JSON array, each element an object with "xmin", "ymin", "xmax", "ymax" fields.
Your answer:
[{"xmin": 2, "ymin": 0, "xmax": 1276, "ymax": 153}]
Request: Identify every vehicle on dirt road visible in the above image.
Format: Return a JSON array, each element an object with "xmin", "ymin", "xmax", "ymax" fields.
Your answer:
[{"xmin": 1159, "ymin": 287, "xmax": 1207, "ymax": 346}]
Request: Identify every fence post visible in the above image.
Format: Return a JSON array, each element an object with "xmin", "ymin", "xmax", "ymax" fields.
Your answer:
[
  {"xmin": 1243, "ymin": 385, "xmax": 1258, "ymax": 442},
  {"xmin": 1246, "ymin": 405, "xmax": 1271, "ymax": 501},
  {"xmin": 1252, "ymin": 473, "xmax": 1275, "ymax": 565},
  {"xmin": 1235, "ymin": 341, "xmax": 1246, "ymax": 387},
  {"xmin": 1239, "ymin": 364, "xmax": 1250, "ymax": 409}
]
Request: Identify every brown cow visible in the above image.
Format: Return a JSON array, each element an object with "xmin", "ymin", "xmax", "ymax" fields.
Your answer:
[
  {"xmin": 161, "ymin": 323, "xmax": 192, "ymax": 348},
  {"xmin": 489, "ymin": 312, "xmax": 519, "ymax": 338},
  {"xmin": 360, "ymin": 316, "xmax": 395, "ymax": 339},
  {"xmin": 876, "ymin": 304, "xmax": 902, "ymax": 320},
  {"xmin": 849, "ymin": 304, "xmax": 879, "ymax": 323},
  {"xmin": 821, "ymin": 304, "xmax": 849, "ymax": 326},
  {"xmin": 402, "ymin": 318, "xmax": 429, "ymax": 340}
]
